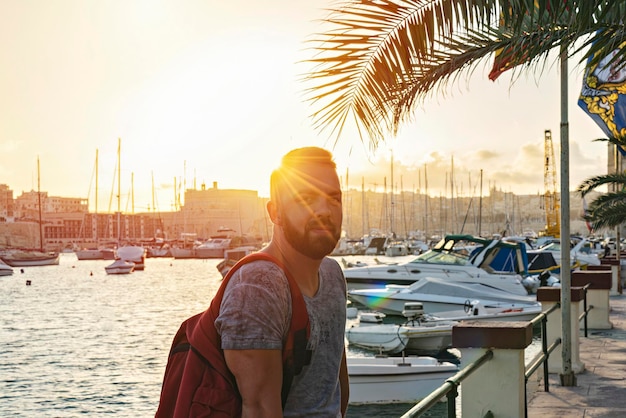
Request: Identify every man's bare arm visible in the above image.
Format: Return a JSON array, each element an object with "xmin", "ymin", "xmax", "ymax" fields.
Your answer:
[{"xmin": 224, "ymin": 349, "xmax": 283, "ymax": 418}]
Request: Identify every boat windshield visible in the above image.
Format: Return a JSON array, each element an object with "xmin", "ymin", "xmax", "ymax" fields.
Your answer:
[{"xmin": 409, "ymin": 249, "xmax": 471, "ymax": 266}]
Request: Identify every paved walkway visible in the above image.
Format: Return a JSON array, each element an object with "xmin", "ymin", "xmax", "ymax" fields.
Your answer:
[{"xmin": 527, "ymin": 294, "xmax": 626, "ymax": 417}]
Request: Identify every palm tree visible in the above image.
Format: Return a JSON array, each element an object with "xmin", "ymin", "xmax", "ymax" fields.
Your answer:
[
  {"xmin": 305, "ymin": 0, "xmax": 625, "ymax": 147},
  {"xmin": 578, "ymin": 135, "xmax": 626, "ymax": 230}
]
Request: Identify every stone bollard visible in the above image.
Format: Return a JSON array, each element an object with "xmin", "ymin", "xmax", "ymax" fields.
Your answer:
[
  {"xmin": 536, "ymin": 287, "xmax": 585, "ymax": 373},
  {"xmin": 453, "ymin": 321, "xmax": 533, "ymax": 418},
  {"xmin": 598, "ymin": 257, "xmax": 621, "ymax": 295},
  {"xmin": 571, "ymin": 270, "xmax": 613, "ymax": 329}
]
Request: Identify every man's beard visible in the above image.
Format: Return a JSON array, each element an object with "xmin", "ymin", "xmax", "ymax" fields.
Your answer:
[{"xmin": 282, "ymin": 214, "xmax": 340, "ymax": 259}]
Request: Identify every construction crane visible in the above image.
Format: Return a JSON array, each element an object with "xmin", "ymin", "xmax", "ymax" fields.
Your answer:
[{"xmin": 542, "ymin": 129, "xmax": 560, "ymax": 237}]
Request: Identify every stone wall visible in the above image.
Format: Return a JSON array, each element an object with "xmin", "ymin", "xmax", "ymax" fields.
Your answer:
[{"xmin": 0, "ymin": 222, "xmax": 40, "ymax": 249}]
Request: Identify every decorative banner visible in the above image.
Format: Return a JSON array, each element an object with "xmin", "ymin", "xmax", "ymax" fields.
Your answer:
[{"xmin": 578, "ymin": 40, "xmax": 626, "ymax": 149}]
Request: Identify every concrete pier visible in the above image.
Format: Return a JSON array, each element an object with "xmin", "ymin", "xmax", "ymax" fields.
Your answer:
[{"xmin": 527, "ymin": 294, "xmax": 626, "ymax": 416}]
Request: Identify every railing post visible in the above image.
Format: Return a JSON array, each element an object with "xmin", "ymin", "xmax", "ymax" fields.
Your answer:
[
  {"xmin": 596, "ymin": 258, "xmax": 621, "ymax": 296},
  {"xmin": 536, "ymin": 287, "xmax": 585, "ymax": 373},
  {"xmin": 572, "ymin": 270, "xmax": 613, "ymax": 329},
  {"xmin": 452, "ymin": 321, "xmax": 533, "ymax": 417}
]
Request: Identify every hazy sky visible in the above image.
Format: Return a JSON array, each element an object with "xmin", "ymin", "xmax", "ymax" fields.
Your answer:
[{"xmin": 0, "ymin": 0, "xmax": 608, "ymax": 213}]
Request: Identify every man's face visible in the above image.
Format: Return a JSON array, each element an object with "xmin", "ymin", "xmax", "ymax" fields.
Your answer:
[{"xmin": 278, "ymin": 164, "xmax": 342, "ymax": 259}]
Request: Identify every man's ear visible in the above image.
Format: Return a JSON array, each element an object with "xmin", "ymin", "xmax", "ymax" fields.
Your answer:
[{"xmin": 267, "ymin": 200, "xmax": 281, "ymax": 225}]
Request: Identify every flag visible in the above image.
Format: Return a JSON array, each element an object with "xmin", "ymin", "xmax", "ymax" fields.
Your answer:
[{"xmin": 578, "ymin": 37, "xmax": 626, "ymax": 154}]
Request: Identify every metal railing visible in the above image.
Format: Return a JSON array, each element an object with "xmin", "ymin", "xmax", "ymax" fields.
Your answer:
[
  {"xmin": 400, "ymin": 349, "xmax": 493, "ymax": 418},
  {"xmin": 399, "ymin": 285, "xmax": 595, "ymax": 418}
]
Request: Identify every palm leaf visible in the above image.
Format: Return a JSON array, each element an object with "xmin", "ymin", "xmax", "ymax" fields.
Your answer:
[
  {"xmin": 577, "ymin": 173, "xmax": 626, "ymax": 196},
  {"xmin": 305, "ymin": 0, "xmax": 626, "ymax": 147}
]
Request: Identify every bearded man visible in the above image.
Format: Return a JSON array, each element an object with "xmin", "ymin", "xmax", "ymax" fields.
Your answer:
[{"xmin": 215, "ymin": 147, "xmax": 349, "ymax": 417}]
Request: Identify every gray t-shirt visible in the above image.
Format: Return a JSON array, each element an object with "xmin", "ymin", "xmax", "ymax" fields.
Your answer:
[{"xmin": 215, "ymin": 257, "xmax": 347, "ymax": 417}]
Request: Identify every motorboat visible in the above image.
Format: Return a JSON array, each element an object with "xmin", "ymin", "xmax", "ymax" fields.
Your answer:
[
  {"xmin": 194, "ymin": 237, "xmax": 233, "ymax": 259},
  {"xmin": 345, "ymin": 299, "xmax": 542, "ymax": 356},
  {"xmin": 347, "ymin": 355, "xmax": 458, "ymax": 404},
  {"xmin": 0, "ymin": 259, "xmax": 14, "ymax": 276},
  {"xmin": 528, "ymin": 236, "xmax": 601, "ymax": 273},
  {"xmin": 412, "ymin": 300, "xmax": 543, "ymax": 323},
  {"xmin": 216, "ymin": 246, "xmax": 258, "ymax": 278},
  {"xmin": 384, "ymin": 241, "xmax": 409, "ymax": 257},
  {"xmin": 116, "ymin": 245, "xmax": 146, "ymax": 270},
  {"xmin": 346, "ymin": 320, "xmax": 456, "ymax": 355},
  {"xmin": 104, "ymin": 259, "xmax": 135, "ymax": 275},
  {"xmin": 343, "ymin": 234, "xmax": 531, "ymax": 295},
  {"xmin": 348, "ymin": 276, "xmax": 538, "ymax": 315},
  {"xmin": 0, "ymin": 250, "xmax": 60, "ymax": 267},
  {"xmin": 75, "ymin": 248, "xmax": 104, "ymax": 260}
]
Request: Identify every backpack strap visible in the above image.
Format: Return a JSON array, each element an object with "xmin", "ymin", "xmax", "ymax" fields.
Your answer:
[{"xmin": 197, "ymin": 252, "xmax": 311, "ymax": 408}]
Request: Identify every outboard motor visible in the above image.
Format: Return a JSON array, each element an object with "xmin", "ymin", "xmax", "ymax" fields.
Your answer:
[{"xmin": 402, "ymin": 302, "xmax": 424, "ymax": 323}]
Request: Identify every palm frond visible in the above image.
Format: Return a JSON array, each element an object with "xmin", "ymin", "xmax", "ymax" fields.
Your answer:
[
  {"xmin": 577, "ymin": 173, "xmax": 626, "ymax": 196},
  {"xmin": 304, "ymin": 0, "xmax": 626, "ymax": 147},
  {"xmin": 584, "ymin": 193, "xmax": 626, "ymax": 229}
]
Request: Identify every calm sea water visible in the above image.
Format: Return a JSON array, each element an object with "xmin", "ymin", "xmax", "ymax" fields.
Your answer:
[{"xmin": 0, "ymin": 253, "xmax": 499, "ymax": 417}]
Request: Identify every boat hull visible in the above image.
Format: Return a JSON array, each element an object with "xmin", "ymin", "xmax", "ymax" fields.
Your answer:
[
  {"xmin": 75, "ymin": 249, "xmax": 104, "ymax": 260},
  {"xmin": 346, "ymin": 322, "xmax": 454, "ymax": 355},
  {"xmin": 347, "ymin": 356, "xmax": 457, "ymax": 404},
  {"xmin": 1, "ymin": 253, "xmax": 60, "ymax": 267}
]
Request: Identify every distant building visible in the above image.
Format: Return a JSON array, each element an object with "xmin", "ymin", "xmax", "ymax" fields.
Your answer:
[
  {"xmin": 14, "ymin": 190, "xmax": 87, "ymax": 220},
  {"xmin": 158, "ymin": 182, "xmax": 268, "ymax": 242},
  {"xmin": 0, "ymin": 184, "xmax": 14, "ymax": 220}
]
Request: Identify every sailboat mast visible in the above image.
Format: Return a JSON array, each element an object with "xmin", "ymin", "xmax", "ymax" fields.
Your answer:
[
  {"xmin": 95, "ymin": 149, "xmax": 99, "ymax": 242},
  {"xmin": 117, "ymin": 138, "xmax": 121, "ymax": 213},
  {"xmin": 117, "ymin": 138, "xmax": 121, "ymax": 241},
  {"xmin": 95, "ymin": 149, "xmax": 98, "ymax": 215},
  {"xmin": 37, "ymin": 156, "xmax": 43, "ymax": 252}
]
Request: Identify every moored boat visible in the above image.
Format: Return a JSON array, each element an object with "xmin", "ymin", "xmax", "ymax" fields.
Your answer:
[
  {"xmin": 75, "ymin": 248, "xmax": 104, "ymax": 260},
  {"xmin": 347, "ymin": 355, "xmax": 458, "ymax": 404},
  {"xmin": 348, "ymin": 276, "xmax": 538, "ymax": 315},
  {"xmin": 116, "ymin": 245, "xmax": 146, "ymax": 270},
  {"xmin": 0, "ymin": 259, "xmax": 14, "ymax": 276},
  {"xmin": 0, "ymin": 250, "xmax": 60, "ymax": 267},
  {"xmin": 346, "ymin": 321, "xmax": 456, "ymax": 355},
  {"xmin": 104, "ymin": 259, "xmax": 134, "ymax": 275},
  {"xmin": 343, "ymin": 234, "xmax": 531, "ymax": 295}
]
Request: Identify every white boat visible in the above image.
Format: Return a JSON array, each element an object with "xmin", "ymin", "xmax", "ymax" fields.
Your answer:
[
  {"xmin": 116, "ymin": 245, "xmax": 146, "ymax": 270},
  {"xmin": 528, "ymin": 236, "xmax": 601, "ymax": 271},
  {"xmin": 0, "ymin": 259, "xmax": 14, "ymax": 276},
  {"xmin": 384, "ymin": 241, "xmax": 409, "ymax": 257},
  {"xmin": 343, "ymin": 234, "xmax": 531, "ymax": 295},
  {"xmin": 346, "ymin": 321, "xmax": 456, "ymax": 355},
  {"xmin": 0, "ymin": 250, "xmax": 60, "ymax": 267},
  {"xmin": 104, "ymin": 259, "xmax": 135, "ymax": 275},
  {"xmin": 170, "ymin": 246, "xmax": 196, "ymax": 259},
  {"xmin": 414, "ymin": 300, "xmax": 543, "ymax": 323},
  {"xmin": 75, "ymin": 248, "xmax": 104, "ymax": 260},
  {"xmin": 346, "ymin": 300, "xmax": 542, "ymax": 355},
  {"xmin": 194, "ymin": 237, "xmax": 232, "ymax": 259},
  {"xmin": 348, "ymin": 276, "xmax": 538, "ymax": 315},
  {"xmin": 347, "ymin": 356, "xmax": 458, "ymax": 404}
]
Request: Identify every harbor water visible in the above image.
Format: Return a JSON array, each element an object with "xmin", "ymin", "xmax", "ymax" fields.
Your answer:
[{"xmin": 1, "ymin": 253, "xmax": 537, "ymax": 417}]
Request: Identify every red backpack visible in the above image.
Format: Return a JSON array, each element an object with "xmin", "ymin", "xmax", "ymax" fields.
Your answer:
[{"xmin": 155, "ymin": 252, "xmax": 311, "ymax": 417}]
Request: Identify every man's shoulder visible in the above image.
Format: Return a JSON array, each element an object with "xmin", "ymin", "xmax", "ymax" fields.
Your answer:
[{"xmin": 321, "ymin": 257, "xmax": 343, "ymax": 274}]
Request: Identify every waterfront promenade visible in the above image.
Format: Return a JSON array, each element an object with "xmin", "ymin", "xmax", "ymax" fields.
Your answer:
[{"xmin": 527, "ymin": 293, "xmax": 626, "ymax": 417}]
